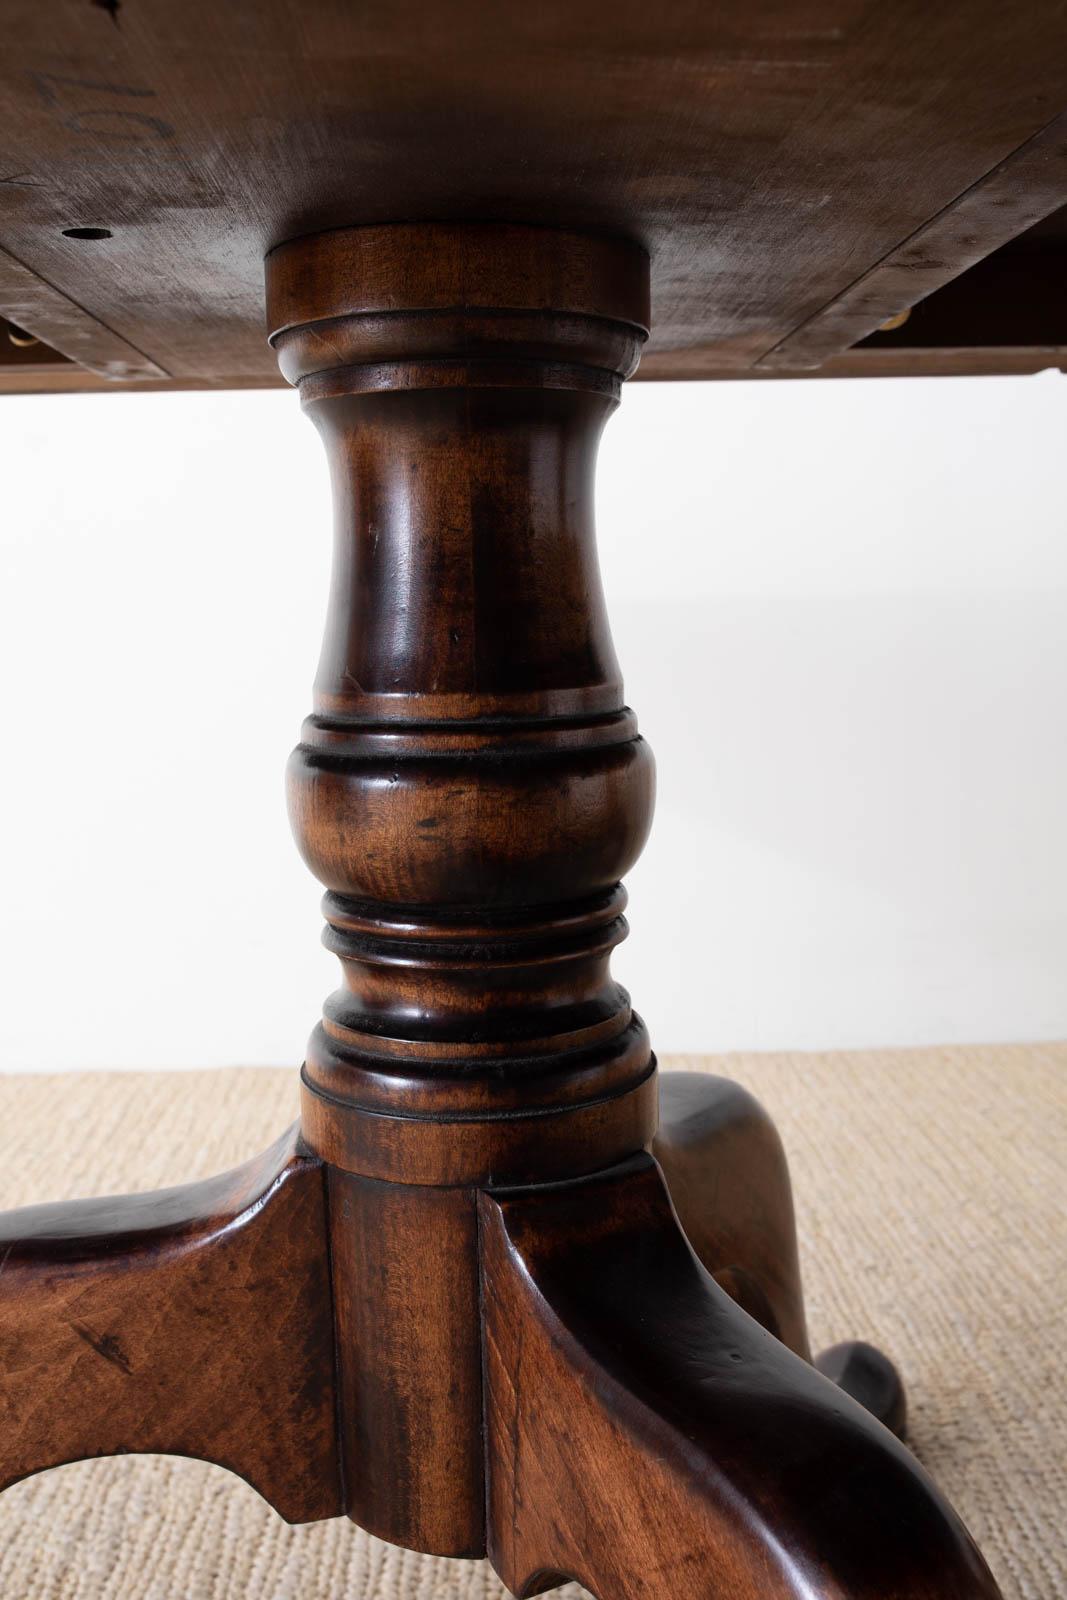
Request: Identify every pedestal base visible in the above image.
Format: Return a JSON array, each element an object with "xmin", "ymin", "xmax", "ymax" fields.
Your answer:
[
  {"xmin": 0, "ymin": 221, "xmax": 1003, "ymax": 1598},
  {"xmin": 0, "ymin": 1072, "xmax": 998, "ymax": 1598}
]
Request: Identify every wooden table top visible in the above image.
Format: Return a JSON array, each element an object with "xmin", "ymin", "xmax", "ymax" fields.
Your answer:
[{"xmin": 3, "ymin": 0, "xmax": 1067, "ymax": 394}]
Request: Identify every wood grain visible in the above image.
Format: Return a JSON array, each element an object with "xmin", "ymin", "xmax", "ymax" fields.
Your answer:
[
  {"xmin": 3, "ymin": 1, "xmax": 1067, "ymax": 386},
  {"xmin": 654, "ymin": 1072, "xmax": 812, "ymax": 1359},
  {"xmin": 482, "ymin": 1153, "xmax": 999, "ymax": 1600},
  {"xmin": 272, "ymin": 224, "xmax": 658, "ymax": 1208},
  {"xmin": 0, "ymin": 1126, "xmax": 340, "ymax": 1524},
  {"xmin": 327, "ymin": 1175, "xmax": 484, "ymax": 1556},
  {"xmin": 0, "ymin": 243, "xmax": 165, "ymax": 379},
  {"xmin": 759, "ymin": 110, "xmax": 1067, "ymax": 370},
  {"xmin": 272, "ymin": 223, "xmax": 659, "ymax": 1555},
  {"xmin": 0, "ymin": 218, "xmax": 1007, "ymax": 1592},
  {"xmin": 654, "ymin": 1070, "xmax": 906, "ymax": 1437}
]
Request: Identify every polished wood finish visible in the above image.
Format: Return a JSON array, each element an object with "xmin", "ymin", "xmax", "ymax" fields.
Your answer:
[
  {"xmin": 482, "ymin": 1153, "xmax": 997, "ymax": 1600},
  {"xmin": 4, "ymin": 2, "xmax": 1067, "ymax": 389},
  {"xmin": 653, "ymin": 1073, "xmax": 907, "ymax": 1439},
  {"xmin": 326, "ymin": 1175, "xmax": 484, "ymax": 1555},
  {"xmin": 0, "ymin": 222, "xmax": 1004, "ymax": 1595},
  {"xmin": 654, "ymin": 1072, "xmax": 812, "ymax": 1361},
  {"xmin": 271, "ymin": 221, "xmax": 658, "ymax": 1556},
  {"xmin": 0, "ymin": 1127, "xmax": 340, "ymax": 1524},
  {"xmin": 269, "ymin": 221, "xmax": 657, "ymax": 1220},
  {"xmin": 815, "ymin": 1340, "xmax": 908, "ymax": 1441}
]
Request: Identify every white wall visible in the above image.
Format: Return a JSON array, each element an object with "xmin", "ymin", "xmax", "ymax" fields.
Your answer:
[{"xmin": 1, "ymin": 374, "xmax": 1065, "ymax": 1071}]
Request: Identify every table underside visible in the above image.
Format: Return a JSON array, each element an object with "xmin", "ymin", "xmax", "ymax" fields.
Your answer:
[
  {"xmin": 0, "ymin": 101, "xmax": 1021, "ymax": 1587},
  {"xmin": 3, "ymin": 0, "xmax": 1067, "ymax": 394}
]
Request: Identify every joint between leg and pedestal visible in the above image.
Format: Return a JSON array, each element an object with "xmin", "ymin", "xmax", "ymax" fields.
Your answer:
[
  {"xmin": 266, "ymin": 221, "xmax": 657, "ymax": 1552},
  {"xmin": 0, "ymin": 221, "xmax": 1003, "ymax": 1600}
]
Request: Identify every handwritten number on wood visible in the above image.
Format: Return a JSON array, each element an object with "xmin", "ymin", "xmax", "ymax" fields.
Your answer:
[{"xmin": 30, "ymin": 73, "xmax": 175, "ymax": 142}]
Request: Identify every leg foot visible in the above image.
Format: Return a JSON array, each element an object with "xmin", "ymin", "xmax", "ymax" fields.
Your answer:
[
  {"xmin": 656, "ymin": 1069, "xmax": 907, "ymax": 1435},
  {"xmin": 816, "ymin": 1339, "xmax": 908, "ymax": 1439},
  {"xmin": 481, "ymin": 1154, "xmax": 1000, "ymax": 1599},
  {"xmin": 654, "ymin": 1071, "xmax": 812, "ymax": 1357},
  {"xmin": 0, "ymin": 1126, "xmax": 340, "ymax": 1522}
]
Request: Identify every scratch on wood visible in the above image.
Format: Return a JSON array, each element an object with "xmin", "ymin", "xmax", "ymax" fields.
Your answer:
[{"xmin": 71, "ymin": 1320, "xmax": 134, "ymax": 1375}]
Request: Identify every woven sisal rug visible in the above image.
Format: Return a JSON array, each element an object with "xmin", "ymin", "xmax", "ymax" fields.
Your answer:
[{"xmin": 0, "ymin": 1046, "xmax": 1063, "ymax": 1600}]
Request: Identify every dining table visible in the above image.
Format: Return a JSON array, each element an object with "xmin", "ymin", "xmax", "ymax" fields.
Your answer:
[{"xmin": 3, "ymin": 5, "xmax": 1064, "ymax": 1596}]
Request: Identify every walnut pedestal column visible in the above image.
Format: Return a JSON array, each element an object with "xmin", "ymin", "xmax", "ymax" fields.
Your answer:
[
  {"xmin": 0, "ymin": 222, "xmax": 1003, "ymax": 1600},
  {"xmin": 267, "ymin": 223, "xmax": 657, "ymax": 1556}
]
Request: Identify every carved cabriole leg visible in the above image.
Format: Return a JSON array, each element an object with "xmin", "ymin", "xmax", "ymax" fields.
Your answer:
[
  {"xmin": 481, "ymin": 1157, "xmax": 1000, "ymax": 1600},
  {"xmin": 0, "ymin": 1128, "xmax": 340, "ymax": 1523},
  {"xmin": 265, "ymin": 221, "xmax": 999, "ymax": 1595},
  {"xmin": 653, "ymin": 1072, "xmax": 908, "ymax": 1436},
  {"xmin": 653, "ymin": 1072, "xmax": 814, "ymax": 1360},
  {"xmin": 265, "ymin": 223, "xmax": 657, "ymax": 1556},
  {"xmin": 0, "ymin": 222, "xmax": 1002, "ymax": 1599}
]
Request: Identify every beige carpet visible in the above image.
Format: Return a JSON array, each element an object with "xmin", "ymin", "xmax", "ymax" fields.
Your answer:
[{"xmin": 0, "ymin": 1045, "xmax": 1063, "ymax": 1600}]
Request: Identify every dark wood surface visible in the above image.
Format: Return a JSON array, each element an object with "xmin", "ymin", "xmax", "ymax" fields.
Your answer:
[
  {"xmin": 281, "ymin": 222, "xmax": 660, "ymax": 1556},
  {"xmin": 0, "ymin": 1070, "xmax": 937, "ymax": 1590},
  {"xmin": 654, "ymin": 1072, "xmax": 813, "ymax": 1360},
  {"xmin": 326, "ymin": 1174, "xmax": 484, "ymax": 1555},
  {"xmin": 0, "ymin": 220, "xmax": 1006, "ymax": 1594},
  {"xmin": 482, "ymin": 1152, "xmax": 996, "ymax": 1600},
  {"xmin": 275, "ymin": 223, "xmax": 659, "ymax": 1216},
  {"xmin": 4, "ymin": 0, "xmax": 1067, "ymax": 390},
  {"xmin": 0, "ymin": 1127, "xmax": 341, "ymax": 1524}
]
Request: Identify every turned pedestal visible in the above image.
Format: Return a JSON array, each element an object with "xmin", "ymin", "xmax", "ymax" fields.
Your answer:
[{"xmin": 0, "ymin": 224, "xmax": 1001, "ymax": 1600}]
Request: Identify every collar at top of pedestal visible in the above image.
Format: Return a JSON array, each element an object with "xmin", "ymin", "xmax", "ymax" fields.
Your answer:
[{"xmin": 264, "ymin": 222, "xmax": 650, "ymax": 374}]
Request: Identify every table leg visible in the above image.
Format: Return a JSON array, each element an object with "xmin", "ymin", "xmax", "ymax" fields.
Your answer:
[
  {"xmin": 0, "ymin": 221, "xmax": 1002, "ymax": 1598},
  {"xmin": 0, "ymin": 1127, "xmax": 340, "ymax": 1522}
]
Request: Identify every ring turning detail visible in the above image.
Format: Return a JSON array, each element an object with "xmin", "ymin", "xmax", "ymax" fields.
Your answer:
[{"xmin": 0, "ymin": 222, "xmax": 1001, "ymax": 1599}]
